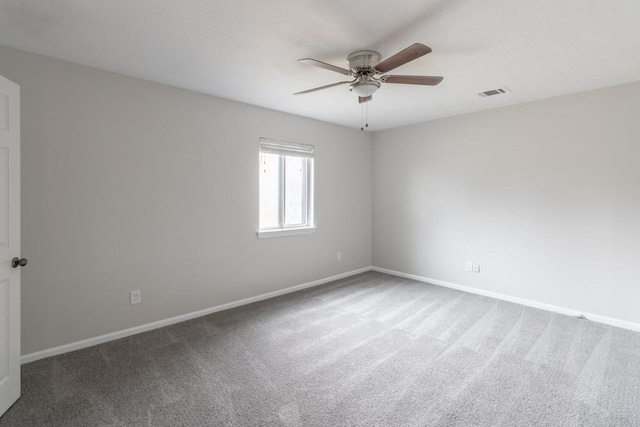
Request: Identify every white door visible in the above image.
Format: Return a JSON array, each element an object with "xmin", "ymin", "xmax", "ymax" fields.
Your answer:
[{"xmin": 0, "ymin": 75, "xmax": 21, "ymax": 416}]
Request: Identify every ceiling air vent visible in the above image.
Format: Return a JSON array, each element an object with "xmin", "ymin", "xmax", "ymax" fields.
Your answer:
[{"xmin": 478, "ymin": 87, "xmax": 510, "ymax": 97}]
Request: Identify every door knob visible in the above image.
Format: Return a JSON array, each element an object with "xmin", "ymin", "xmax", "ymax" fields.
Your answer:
[{"xmin": 11, "ymin": 257, "xmax": 27, "ymax": 268}]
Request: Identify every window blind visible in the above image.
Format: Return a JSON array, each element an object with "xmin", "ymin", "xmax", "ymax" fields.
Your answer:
[{"xmin": 259, "ymin": 137, "xmax": 314, "ymax": 158}]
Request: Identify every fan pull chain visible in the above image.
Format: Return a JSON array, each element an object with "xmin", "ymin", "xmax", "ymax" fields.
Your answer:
[
  {"xmin": 366, "ymin": 103, "xmax": 369, "ymax": 129},
  {"xmin": 360, "ymin": 103, "xmax": 370, "ymax": 131}
]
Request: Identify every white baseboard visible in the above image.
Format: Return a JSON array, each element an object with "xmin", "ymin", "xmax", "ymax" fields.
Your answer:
[
  {"xmin": 371, "ymin": 266, "xmax": 640, "ymax": 333},
  {"xmin": 21, "ymin": 267, "xmax": 372, "ymax": 364},
  {"xmin": 24, "ymin": 265, "xmax": 638, "ymax": 364}
]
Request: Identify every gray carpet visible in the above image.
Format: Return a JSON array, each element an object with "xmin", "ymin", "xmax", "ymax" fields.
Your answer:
[{"xmin": 2, "ymin": 271, "xmax": 639, "ymax": 426}]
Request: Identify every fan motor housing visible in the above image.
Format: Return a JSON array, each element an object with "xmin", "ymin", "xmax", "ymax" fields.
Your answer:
[{"xmin": 347, "ymin": 50, "xmax": 381, "ymax": 72}]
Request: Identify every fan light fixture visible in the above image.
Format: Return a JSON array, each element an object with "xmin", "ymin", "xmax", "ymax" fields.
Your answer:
[{"xmin": 349, "ymin": 80, "xmax": 381, "ymax": 97}]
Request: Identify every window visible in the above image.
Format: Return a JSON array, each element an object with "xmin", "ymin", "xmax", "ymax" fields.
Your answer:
[{"xmin": 258, "ymin": 138, "xmax": 314, "ymax": 238}]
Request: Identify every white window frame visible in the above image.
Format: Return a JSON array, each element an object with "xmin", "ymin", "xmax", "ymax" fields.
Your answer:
[{"xmin": 257, "ymin": 138, "xmax": 315, "ymax": 239}]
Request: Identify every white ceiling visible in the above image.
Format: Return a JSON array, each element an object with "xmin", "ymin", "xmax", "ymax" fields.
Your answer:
[{"xmin": 1, "ymin": 0, "xmax": 639, "ymax": 131}]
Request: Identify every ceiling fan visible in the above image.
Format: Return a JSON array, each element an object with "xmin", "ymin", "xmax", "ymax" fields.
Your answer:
[{"xmin": 294, "ymin": 43, "xmax": 443, "ymax": 103}]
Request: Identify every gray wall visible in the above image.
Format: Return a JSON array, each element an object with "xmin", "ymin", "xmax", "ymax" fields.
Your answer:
[
  {"xmin": 0, "ymin": 46, "xmax": 373, "ymax": 355},
  {"xmin": 373, "ymin": 81, "xmax": 640, "ymax": 325}
]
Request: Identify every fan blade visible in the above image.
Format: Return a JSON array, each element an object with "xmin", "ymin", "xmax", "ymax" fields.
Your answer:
[
  {"xmin": 293, "ymin": 81, "xmax": 351, "ymax": 95},
  {"xmin": 358, "ymin": 96, "xmax": 372, "ymax": 104},
  {"xmin": 298, "ymin": 58, "xmax": 352, "ymax": 75},
  {"xmin": 383, "ymin": 75, "xmax": 443, "ymax": 86},
  {"xmin": 375, "ymin": 43, "xmax": 432, "ymax": 73}
]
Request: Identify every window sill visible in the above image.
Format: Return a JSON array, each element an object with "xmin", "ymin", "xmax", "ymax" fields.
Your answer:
[{"xmin": 257, "ymin": 226, "xmax": 316, "ymax": 239}]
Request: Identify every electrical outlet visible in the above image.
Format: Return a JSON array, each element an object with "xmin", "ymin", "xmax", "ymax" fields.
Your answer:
[
  {"xmin": 337, "ymin": 252, "xmax": 342, "ymax": 262},
  {"xmin": 130, "ymin": 290, "xmax": 141, "ymax": 305},
  {"xmin": 465, "ymin": 261, "xmax": 473, "ymax": 272},
  {"xmin": 472, "ymin": 263, "xmax": 480, "ymax": 273}
]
